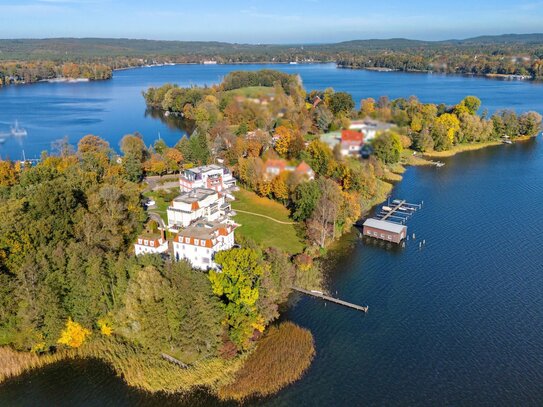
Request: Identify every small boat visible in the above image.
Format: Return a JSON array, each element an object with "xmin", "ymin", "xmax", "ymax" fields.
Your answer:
[
  {"xmin": 0, "ymin": 131, "xmax": 9, "ymax": 144},
  {"xmin": 502, "ymin": 139, "xmax": 513, "ymax": 144},
  {"xmin": 10, "ymin": 120, "xmax": 27, "ymax": 137},
  {"xmin": 382, "ymin": 206, "xmax": 393, "ymax": 212}
]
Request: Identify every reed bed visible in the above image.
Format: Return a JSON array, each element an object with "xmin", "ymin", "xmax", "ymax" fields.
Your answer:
[{"xmin": 218, "ymin": 322, "xmax": 315, "ymax": 401}]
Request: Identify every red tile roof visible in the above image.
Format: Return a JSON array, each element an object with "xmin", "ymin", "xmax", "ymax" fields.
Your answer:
[
  {"xmin": 295, "ymin": 161, "xmax": 313, "ymax": 174},
  {"xmin": 265, "ymin": 159, "xmax": 288, "ymax": 171},
  {"xmin": 341, "ymin": 129, "xmax": 364, "ymax": 144}
]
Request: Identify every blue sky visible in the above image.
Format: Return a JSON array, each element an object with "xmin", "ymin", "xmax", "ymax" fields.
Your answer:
[{"xmin": 1, "ymin": 0, "xmax": 543, "ymax": 43}]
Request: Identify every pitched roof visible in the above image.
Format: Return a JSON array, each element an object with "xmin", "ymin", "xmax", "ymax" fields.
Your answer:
[
  {"xmin": 363, "ymin": 218, "xmax": 406, "ymax": 234},
  {"xmin": 295, "ymin": 161, "xmax": 313, "ymax": 174},
  {"xmin": 341, "ymin": 129, "xmax": 364, "ymax": 143},
  {"xmin": 265, "ymin": 159, "xmax": 288, "ymax": 171}
]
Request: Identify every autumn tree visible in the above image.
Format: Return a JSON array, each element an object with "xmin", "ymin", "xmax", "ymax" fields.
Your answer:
[
  {"xmin": 307, "ymin": 178, "xmax": 342, "ymax": 247},
  {"xmin": 328, "ymin": 92, "xmax": 355, "ymax": 116},
  {"xmin": 372, "ymin": 132, "xmax": 403, "ymax": 164},
  {"xmin": 57, "ymin": 318, "xmax": 91, "ymax": 348},
  {"xmin": 209, "ymin": 248, "xmax": 265, "ymax": 350}
]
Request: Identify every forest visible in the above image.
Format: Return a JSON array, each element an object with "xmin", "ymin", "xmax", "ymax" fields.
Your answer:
[{"xmin": 1, "ymin": 34, "xmax": 543, "ymax": 86}]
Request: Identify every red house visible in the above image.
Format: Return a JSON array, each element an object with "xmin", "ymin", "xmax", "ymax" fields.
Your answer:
[{"xmin": 340, "ymin": 130, "xmax": 365, "ymax": 156}]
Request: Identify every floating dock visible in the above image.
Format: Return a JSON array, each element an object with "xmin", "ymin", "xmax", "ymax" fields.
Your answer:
[
  {"xmin": 362, "ymin": 198, "xmax": 422, "ymax": 244},
  {"xmin": 291, "ymin": 286, "xmax": 369, "ymax": 313}
]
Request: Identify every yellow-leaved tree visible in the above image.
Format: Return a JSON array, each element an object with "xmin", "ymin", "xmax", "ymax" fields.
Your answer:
[{"xmin": 57, "ymin": 318, "xmax": 91, "ymax": 348}]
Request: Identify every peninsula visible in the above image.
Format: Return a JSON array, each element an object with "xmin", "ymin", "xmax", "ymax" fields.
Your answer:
[{"xmin": 0, "ymin": 69, "xmax": 541, "ymax": 401}]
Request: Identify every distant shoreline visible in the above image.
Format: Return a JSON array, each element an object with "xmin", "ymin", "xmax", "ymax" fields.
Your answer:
[{"xmin": 337, "ymin": 64, "xmax": 536, "ymax": 82}]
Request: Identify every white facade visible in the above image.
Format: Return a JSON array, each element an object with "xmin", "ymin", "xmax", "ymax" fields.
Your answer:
[
  {"xmin": 173, "ymin": 222, "xmax": 236, "ymax": 270},
  {"xmin": 340, "ymin": 142, "xmax": 364, "ymax": 157},
  {"xmin": 179, "ymin": 164, "xmax": 237, "ymax": 193},
  {"xmin": 167, "ymin": 188, "xmax": 230, "ymax": 230},
  {"xmin": 350, "ymin": 120, "xmax": 393, "ymax": 141},
  {"xmin": 134, "ymin": 236, "xmax": 169, "ymax": 256}
]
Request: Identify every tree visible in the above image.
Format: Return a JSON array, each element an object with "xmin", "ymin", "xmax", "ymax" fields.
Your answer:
[
  {"xmin": 372, "ymin": 133, "xmax": 403, "ymax": 164},
  {"xmin": 120, "ymin": 134, "xmax": 147, "ymax": 162},
  {"xmin": 412, "ymin": 128, "xmax": 434, "ymax": 152},
  {"xmin": 303, "ymin": 140, "xmax": 333, "ymax": 176},
  {"xmin": 456, "ymin": 96, "xmax": 481, "ymax": 115},
  {"xmin": 359, "ymin": 98, "xmax": 376, "ymax": 118},
  {"xmin": 0, "ymin": 161, "xmax": 19, "ymax": 187},
  {"xmin": 291, "ymin": 180, "xmax": 321, "ymax": 221},
  {"xmin": 78, "ymin": 135, "xmax": 110, "ymax": 155},
  {"xmin": 209, "ymin": 248, "xmax": 264, "ymax": 350},
  {"xmin": 274, "ymin": 126, "xmax": 293, "ymax": 157},
  {"xmin": 432, "ymin": 113, "xmax": 460, "ymax": 150},
  {"xmin": 57, "ymin": 318, "xmax": 91, "ymax": 348},
  {"xmin": 519, "ymin": 111, "xmax": 542, "ymax": 137},
  {"xmin": 270, "ymin": 172, "xmax": 289, "ymax": 202},
  {"xmin": 328, "ymin": 92, "xmax": 355, "ymax": 116},
  {"xmin": 307, "ymin": 178, "xmax": 342, "ymax": 247}
]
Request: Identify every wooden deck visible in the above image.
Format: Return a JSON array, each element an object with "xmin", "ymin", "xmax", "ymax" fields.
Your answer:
[{"xmin": 291, "ymin": 286, "xmax": 369, "ymax": 313}]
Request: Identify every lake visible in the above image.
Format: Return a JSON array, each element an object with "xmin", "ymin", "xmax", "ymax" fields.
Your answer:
[
  {"xmin": 1, "ymin": 63, "xmax": 543, "ymax": 159},
  {"xmin": 1, "ymin": 64, "xmax": 543, "ymax": 406}
]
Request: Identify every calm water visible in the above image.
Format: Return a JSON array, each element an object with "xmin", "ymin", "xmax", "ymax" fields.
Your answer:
[
  {"xmin": 1, "ymin": 65, "xmax": 543, "ymax": 406},
  {"xmin": 1, "ymin": 63, "xmax": 543, "ymax": 159}
]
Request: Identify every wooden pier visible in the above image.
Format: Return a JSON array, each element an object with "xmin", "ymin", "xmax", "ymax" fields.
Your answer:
[
  {"xmin": 380, "ymin": 199, "xmax": 406, "ymax": 221},
  {"xmin": 291, "ymin": 286, "xmax": 369, "ymax": 313},
  {"xmin": 376, "ymin": 198, "xmax": 422, "ymax": 225}
]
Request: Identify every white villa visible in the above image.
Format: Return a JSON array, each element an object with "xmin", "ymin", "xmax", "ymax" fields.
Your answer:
[
  {"xmin": 167, "ymin": 188, "xmax": 231, "ymax": 231},
  {"xmin": 134, "ymin": 234, "xmax": 169, "ymax": 256},
  {"xmin": 173, "ymin": 221, "xmax": 236, "ymax": 270},
  {"xmin": 349, "ymin": 119, "xmax": 393, "ymax": 141},
  {"xmin": 179, "ymin": 164, "xmax": 237, "ymax": 193}
]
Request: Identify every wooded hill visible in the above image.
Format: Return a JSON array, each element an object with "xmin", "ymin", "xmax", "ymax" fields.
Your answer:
[{"xmin": 1, "ymin": 34, "xmax": 543, "ymax": 60}]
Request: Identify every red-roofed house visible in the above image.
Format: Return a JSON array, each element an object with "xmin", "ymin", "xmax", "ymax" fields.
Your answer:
[
  {"xmin": 264, "ymin": 159, "xmax": 288, "ymax": 178},
  {"xmin": 173, "ymin": 221, "xmax": 237, "ymax": 270},
  {"xmin": 340, "ymin": 129, "xmax": 365, "ymax": 156},
  {"xmin": 295, "ymin": 161, "xmax": 315, "ymax": 180}
]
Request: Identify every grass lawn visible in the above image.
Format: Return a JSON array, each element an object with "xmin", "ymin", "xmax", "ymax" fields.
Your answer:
[
  {"xmin": 232, "ymin": 189, "xmax": 304, "ymax": 254},
  {"xmin": 143, "ymin": 190, "xmax": 171, "ymax": 224},
  {"xmin": 223, "ymin": 86, "xmax": 274, "ymax": 98}
]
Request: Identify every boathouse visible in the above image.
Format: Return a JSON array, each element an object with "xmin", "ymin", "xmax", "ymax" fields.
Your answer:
[{"xmin": 362, "ymin": 218, "xmax": 407, "ymax": 244}]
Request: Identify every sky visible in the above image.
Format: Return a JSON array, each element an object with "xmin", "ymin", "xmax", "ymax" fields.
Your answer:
[{"xmin": 1, "ymin": 0, "xmax": 543, "ymax": 43}]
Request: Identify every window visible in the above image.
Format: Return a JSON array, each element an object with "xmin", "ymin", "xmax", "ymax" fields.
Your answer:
[
  {"xmin": 194, "ymin": 239, "xmax": 199, "ymax": 245},
  {"xmin": 150, "ymin": 241, "xmax": 155, "ymax": 247},
  {"xmin": 185, "ymin": 237, "xmax": 190, "ymax": 243},
  {"xmin": 380, "ymin": 234, "xmax": 384, "ymax": 238},
  {"xmin": 201, "ymin": 240, "xmax": 206, "ymax": 247}
]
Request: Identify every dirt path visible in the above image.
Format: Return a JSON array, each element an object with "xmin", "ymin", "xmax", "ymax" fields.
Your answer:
[{"xmin": 233, "ymin": 209, "xmax": 295, "ymax": 225}]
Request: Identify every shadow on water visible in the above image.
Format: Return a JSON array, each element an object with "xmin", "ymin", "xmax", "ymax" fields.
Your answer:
[
  {"xmin": 144, "ymin": 108, "xmax": 195, "ymax": 136},
  {"xmin": 0, "ymin": 358, "xmax": 235, "ymax": 407}
]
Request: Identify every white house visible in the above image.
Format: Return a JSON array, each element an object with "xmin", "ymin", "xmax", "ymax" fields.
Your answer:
[
  {"xmin": 349, "ymin": 119, "xmax": 393, "ymax": 141},
  {"xmin": 179, "ymin": 164, "xmax": 237, "ymax": 193},
  {"xmin": 167, "ymin": 188, "xmax": 231, "ymax": 231},
  {"xmin": 173, "ymin": 221, "xmax": 237, "ymax": 270},
  {"xmin": 134, "ymin": 234, "xmax": 169, "ymax": 256}
]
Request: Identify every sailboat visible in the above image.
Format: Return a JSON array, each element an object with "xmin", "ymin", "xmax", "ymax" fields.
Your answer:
[{"xmin": 11, "ymin": 120, "xmax": 28, "ymax": 137}]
